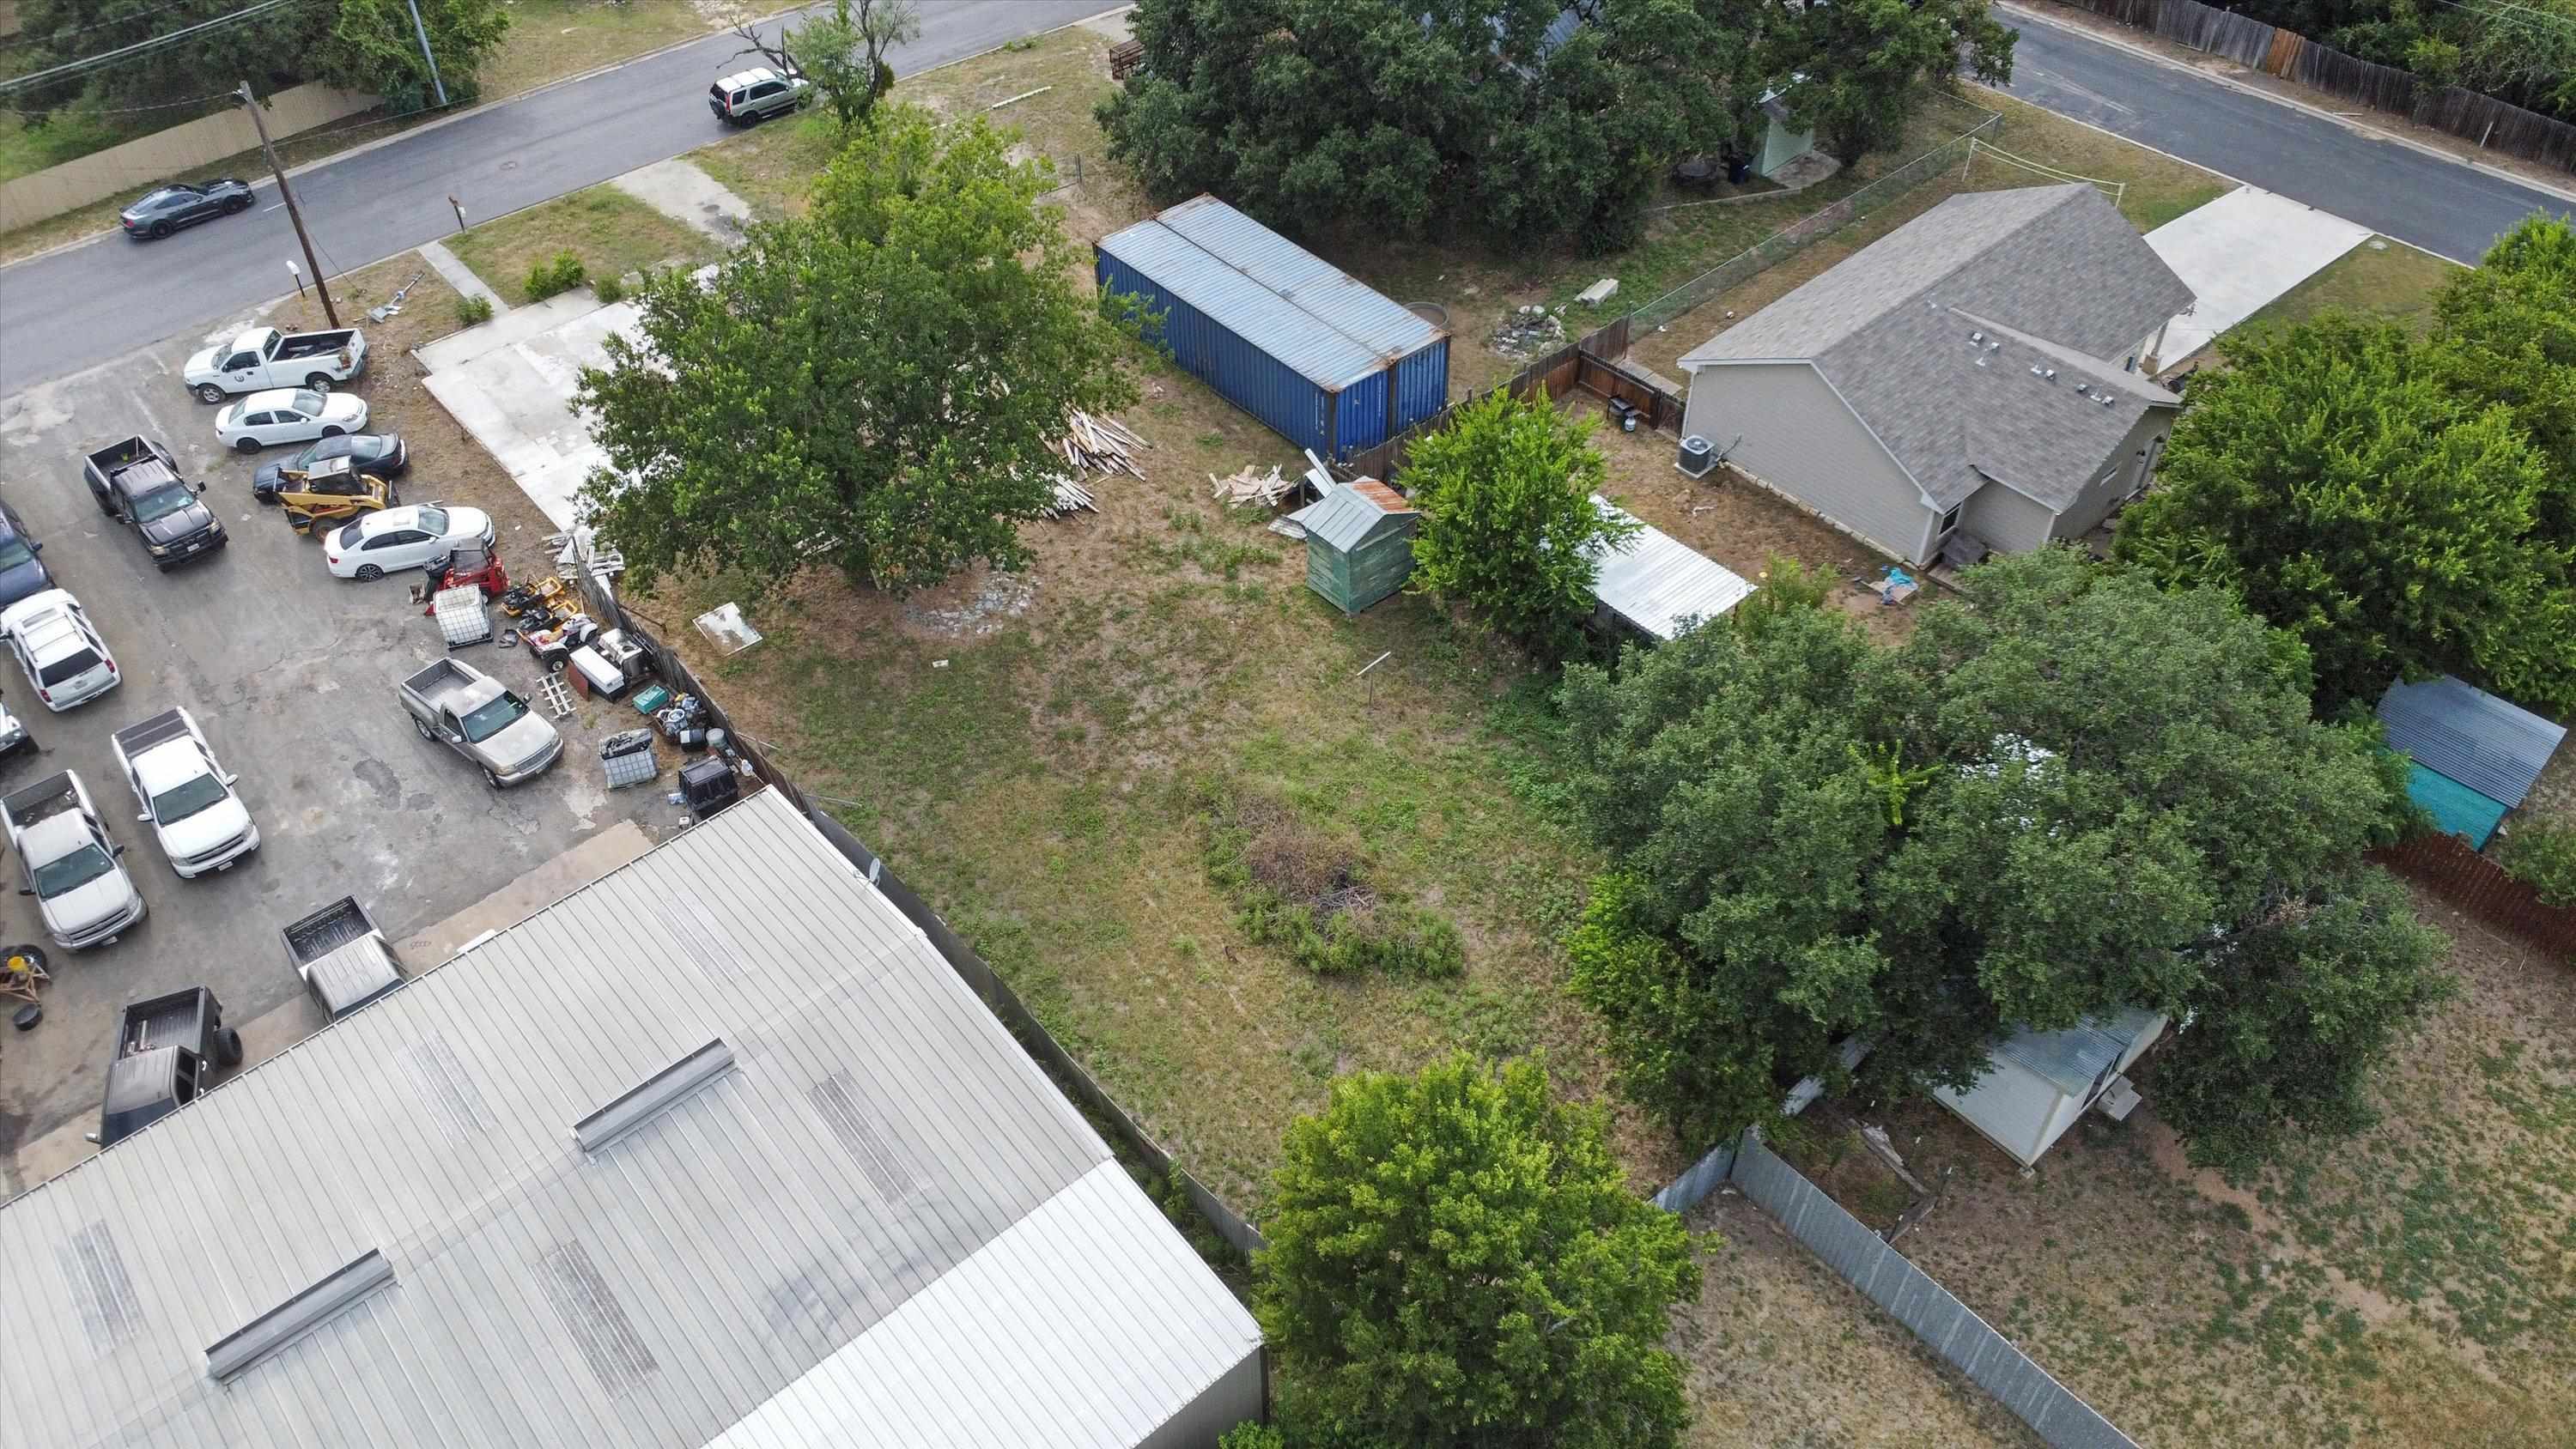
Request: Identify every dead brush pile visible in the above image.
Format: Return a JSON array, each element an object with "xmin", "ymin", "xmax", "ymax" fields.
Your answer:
[{"xmin": 1202, "ymin": 791, "xmax": 1465, "ymax": 980}]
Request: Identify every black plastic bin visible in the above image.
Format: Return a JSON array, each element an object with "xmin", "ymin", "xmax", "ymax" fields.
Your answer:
[{"xmin": 678, "ymin": 756, "xmax": 742, "ymax": 816}]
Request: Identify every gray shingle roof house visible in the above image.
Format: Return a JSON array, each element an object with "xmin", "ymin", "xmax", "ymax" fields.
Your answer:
[
  {"xmin": 1677, "ymin": 185, "xmax": 2196, "ymax": 567},
  {"xmin": 0, "ymin": 787, "xmax": 1264, "ymax": 1449}
]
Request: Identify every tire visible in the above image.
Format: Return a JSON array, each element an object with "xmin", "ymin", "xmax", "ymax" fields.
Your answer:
[
  {"xmin": 283, "ymin": 509, "xmax": 309, "ymax": 534},
  {"xmin": 94, "ymin": 494, "xmax": 117, "ymax": 518},
  {"xmin": 234, "ymin": 437, "xmax": 260, "ymax": 453},
  {"xmin": 149, "ymin": 221, "xmax": 171, "ymax": 239},
  {"xmin": 195, "ymin": 382, "xmax": 228, "ymax": 404},
  {"xmin": 216, "ymin": 1027, "xmax": 244, "ymax": 1067},
  {"xmin": 305, "ymin": 373, "xmax": 334, "ymax": 392},
  {"xmin": 319, "ymin": 426, "xmax": 343, "ymax": 437},
  {"xmin": 224, "ymin": 196, "xmax": 250, "ymax": 215},
  {"xmin": 412, "ymin": 714, "xmax": 433, "ymax": 741},
  {"xmin": 483, "ymin": 767, "xmax": 504, "ymax": 789},
  {"xmin": 354, "ymin": 563, "xmax": 383, "ymax": 582}
]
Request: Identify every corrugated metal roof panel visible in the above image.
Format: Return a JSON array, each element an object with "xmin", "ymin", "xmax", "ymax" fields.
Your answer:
[
  {"xmin": 1990, "ymin": 1006, "xmax": 2166, "ymax": 1098},
  {"xmin": 2377, "ymin": 675, "xmax": 2566, "ymax": 809},
  {"xmin": 1097, "ymin": 216, "xmax": 1385, "ymax": 391},
  {"xmin": 1156, "ymin": 196, "xmax": 1443, "ymax": 360},
  {"xmin": 0, "ymin": 789, "xmax": 1262, "ymax": 1449},
  {"xmin": 2404, "ymin": 761, "xmax": 2511, "ymax": 849},
  {"xmin": 1584, "ymin": 496, "xmax": 1757, "ymax": 640},
  {"xmin": 1303, "ymin": 479, "xmax": 1414, "ymax": 553}
]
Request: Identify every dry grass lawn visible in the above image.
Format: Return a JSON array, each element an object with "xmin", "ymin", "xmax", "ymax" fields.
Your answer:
[{"xmin": 447, "ymin": 184, "xmax": 721, "ymax": 304}]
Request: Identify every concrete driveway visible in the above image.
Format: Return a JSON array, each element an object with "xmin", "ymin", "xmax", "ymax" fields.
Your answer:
[
  {"xmin": 2146, "ymin": 185, "xmax": 2373, "ymax": 361},
  {"xmin": 0, "ymin": 330, "xmax": 670, "ymax": 1173}
]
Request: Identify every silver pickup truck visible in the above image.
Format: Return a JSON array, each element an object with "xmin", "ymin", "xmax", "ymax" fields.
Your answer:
[{"xmin": 398, "ymin": 659, "xmax": 562, "ymax": 788}]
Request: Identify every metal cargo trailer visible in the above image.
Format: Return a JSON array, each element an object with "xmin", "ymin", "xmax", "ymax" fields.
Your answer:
[{"xmin": 1096, "ymin": 197, "xmax": 1451, "ymax": 459}]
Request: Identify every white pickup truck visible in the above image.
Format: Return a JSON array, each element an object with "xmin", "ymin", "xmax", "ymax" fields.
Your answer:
[
  {"xmin": 184, "ymin": 325, "xmax": 367, "ymax": 403},
  {"xmin": 2, "ymin": 771, "xmax": 145, "ymax": 950},
  {"xmin": 112, "ymin": 707, "xmax": 259, "ymax": 878}
]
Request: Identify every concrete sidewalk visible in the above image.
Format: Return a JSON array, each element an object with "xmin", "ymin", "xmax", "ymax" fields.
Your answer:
[{"xmin": 2146, "ymin": 185, "xmax": 2369, "ymax": 362}]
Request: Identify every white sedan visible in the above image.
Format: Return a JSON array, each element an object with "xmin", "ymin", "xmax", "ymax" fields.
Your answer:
[
  {"xmin": 215, "ymin": 387, "xmax": 368, "ymax": 453},
  {"xmin": 324, "ymin": 503, "xmax": 495, "ymax": 580}
]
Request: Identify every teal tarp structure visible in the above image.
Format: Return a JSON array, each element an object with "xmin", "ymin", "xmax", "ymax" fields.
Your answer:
[{"xmin": 2406, "ymin": 763, "xmax": 2509, "ymax": 848}]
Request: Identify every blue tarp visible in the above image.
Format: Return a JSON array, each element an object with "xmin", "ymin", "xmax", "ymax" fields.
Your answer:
[{"xmin": 2406, "ymin": 762, "xmax": 2510, "ymax": 849}]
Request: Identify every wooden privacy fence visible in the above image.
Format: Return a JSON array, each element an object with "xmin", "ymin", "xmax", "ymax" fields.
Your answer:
[
  {"xmin": 2372, "ymin": 834, "xmax": 2576, "ymax": 957},
  {"xmin": 1334, "ymin": 319, "xmax": 1683, "ymax": 482},
  {"xmin": 2050, "ymin": 0, "xmax": 2576, "ymax": 175}
]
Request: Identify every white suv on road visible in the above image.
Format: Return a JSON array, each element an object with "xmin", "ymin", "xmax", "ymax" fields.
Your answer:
[{"xmin": 0, "ymin": 589, "xmax": 117, "ymax": 711}]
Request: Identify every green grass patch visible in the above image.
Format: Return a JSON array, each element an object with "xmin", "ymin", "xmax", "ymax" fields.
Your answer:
[
  {"xmin": 1204, "ymin": 788, "xmax": 1467, "ymax": 981},
  {"xmin": 2238, "ymin": 237, "xmax": 2462, "ymax": 338},
  {"xmin": 447, "ymin": 184, "xmax": 720, "ymax": 305}
]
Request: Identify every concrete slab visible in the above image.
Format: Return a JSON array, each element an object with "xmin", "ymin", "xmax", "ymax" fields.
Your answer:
[
  {"xmin": 2146, "ymin": 185, "xmax": 2370, "ymax": 362},
  {"xmin": 421, "ymin": 239, "xmax": 507, "ymax": 312},
  {"xmin": 611, "ymin": 158, "xmax": 755, "ymax": 247}
]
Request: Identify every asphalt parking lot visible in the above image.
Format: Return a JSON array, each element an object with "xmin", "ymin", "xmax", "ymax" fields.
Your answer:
[{"xmin": 0, "ymin": 314, "xmax": 671, "ymax": 1172}]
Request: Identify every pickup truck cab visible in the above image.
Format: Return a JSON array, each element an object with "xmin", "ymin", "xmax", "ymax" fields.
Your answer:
[
  {"xmin": 92, "ymin": 987, "xmax": 240, "ymax": 1148},
  {"xmin": 399, "ymin": 658, "xmax": 562, "ymax": 787},
  {"xmin": 184, "ymin": 325, "xmax": 367, "ymax": 403},
  {"xmin": 112, "ymin": 707, "xmax": 258, "ymax": 877},
  {"xmin": 82, "ymin": 436, "xmax": 227, "ymax": 568},
  {"xmin": 3, "ymin": 771, "xmax": 144, "ymax": 949}
]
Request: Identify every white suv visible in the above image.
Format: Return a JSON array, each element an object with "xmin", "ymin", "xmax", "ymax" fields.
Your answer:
[
  {"xmin": 0, "ymin": 589, "xmax": 118, "ymax": 711},
  {"xmin": 708, "ymin": 66, "xmax": 811, "ymax": 124}
]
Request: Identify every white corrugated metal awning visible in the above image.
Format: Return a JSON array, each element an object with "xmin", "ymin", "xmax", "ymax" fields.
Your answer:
[
  {"xmin": 0, "ymin": 789, "xmax": 1261, "ymax": 1448},
  {"xmin": 1584, "ymin": 495, "xmax": 1757, "ymax": 640}
]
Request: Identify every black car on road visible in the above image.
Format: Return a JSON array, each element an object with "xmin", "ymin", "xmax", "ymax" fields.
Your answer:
[
  {"xmin": 252, "ymin": 433, "xmax": 408, "ymax": 502},
  {"xmin": 119, "ymin": 179, "xmax": 254, "ymax": 239}
]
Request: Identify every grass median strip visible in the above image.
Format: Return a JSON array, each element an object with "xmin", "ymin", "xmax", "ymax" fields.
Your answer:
[{"xmin": 446, "ymin": 184, "xmax": 722, "ymax": 306}]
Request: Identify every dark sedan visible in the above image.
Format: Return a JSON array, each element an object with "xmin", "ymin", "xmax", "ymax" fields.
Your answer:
[
  {"xmin": 119, "ymin": 179, "xmax": 255, "ymax": 239},
  {"xmin": 252, "ymin": 433, "xmax": 408, "ymax": 501},
  {"xmin": 0, "ymin": 505, "xmax": 53, "ymax": 612}
]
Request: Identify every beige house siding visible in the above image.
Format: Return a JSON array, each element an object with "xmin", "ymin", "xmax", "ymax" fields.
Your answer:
[
  {"xmin": 2052, "ymin": 408, "xmax": 2174, "ymax": 539},
  {"xmin": 1682, "ymin": 361, "xmax": 1931, "ymax": 563},
  {"xmin": 1961, "ymin": 480, "xmax": 2057, "ymax": 555}
]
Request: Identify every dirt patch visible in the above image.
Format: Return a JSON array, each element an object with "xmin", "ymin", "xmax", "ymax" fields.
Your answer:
[{"xmin": 902, "ymin": 567, "xmax": 1038, "ymax": 640}]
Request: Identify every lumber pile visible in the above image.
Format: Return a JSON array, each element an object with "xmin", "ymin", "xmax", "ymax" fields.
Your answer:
[
  {"xmin": 1039, "ymin": 477, "xmax": 1097, "ymax": 518},
  {"xmin": 1058, "ymin": 410, "xmax": 1148, "ymax": 480},
  {"xmin": 1211, "ymin": 464, "xmax": 1294, "ymax": 508}
]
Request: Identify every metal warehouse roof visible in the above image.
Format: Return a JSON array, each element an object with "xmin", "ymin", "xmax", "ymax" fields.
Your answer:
[
  {"xmin": 1098, "ymin": 216, "xmax": 1388, "ymax": 391},
  {"xmin": 1992, "ymin": 1005, "xmax": 2166, "ymax": 1098},
  {"xmin": 1584, "ymin": 495, "xmax": 1757, "ymax": 640},
  {"xmin": 1152, "ymin": 196, "xmax": 1444, "ymax": 361},
  {"xmin": 0, "ymin": 788, "xmax": 1261, "ymax": 1449},
  {"xmin": 1303, "ymin": 478, "xmax": 1416, "ymax": 553},
  {"xmin": 2378, "ymin": 674, "xmax": 2567, "ymax": 809}
]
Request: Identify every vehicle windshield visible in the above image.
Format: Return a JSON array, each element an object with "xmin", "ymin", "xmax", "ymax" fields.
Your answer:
[
  {"xmin": 291, "ymin": 389, "xmax": 325, "ymax": 414},
  {"xmin": 416, "ymin": 506, "xmax": 448, "ymax": 537},
  {"xmin": 33, "ymin": 842, "xmax": 114, "ymax": 899},
  {"xmin": 459, "ymin": 693, "xmax": 527, "ymax": 743},
  {"xmin": 150, "ymin": 773, "xmax": 227, "ymax": 824},
  {"xmin": 337, "ymin": 520, "xmax": 366, "ymax": 549},
  {"xmin": 38, "ymin": 648, "xmax": 100, "ymax": 686},
  {"xmin": 0, "ymin": 537, "xmax": 33, "ymax": 573},
  {"xmin": 130, "ymin": 483, "xmax": 196, "ymax": 524}
]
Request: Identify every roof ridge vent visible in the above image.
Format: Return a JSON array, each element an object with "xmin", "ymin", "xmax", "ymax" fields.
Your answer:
[
  {"xmin": 574, "ymin": 1038, "xmax": 735, "ymax": 1154},
  {"xmin": 206, "ymin": 1249, "xmax": 395, "ymax": 1382}
]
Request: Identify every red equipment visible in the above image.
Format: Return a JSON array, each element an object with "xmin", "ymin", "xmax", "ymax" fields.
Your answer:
[{"xmin": 419, "ymin": 545, "xmax": 509, "ymax": 615}]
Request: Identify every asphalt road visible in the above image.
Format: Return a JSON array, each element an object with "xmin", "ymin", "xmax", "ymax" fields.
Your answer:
[
  {"xmin": 0, "ymin": 0, "xmax": 1112, "ymax": 396},
  {"xmin": 1997, "ymin": 3, "xmax": 2570, "ymax": 260}
]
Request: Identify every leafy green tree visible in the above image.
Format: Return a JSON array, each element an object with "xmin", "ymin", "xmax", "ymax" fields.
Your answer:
[
  {"xmin": 1558, "ymin": 549, "xmax": 2442, "ymax": 1170},
  {"xmin": 1257, "ymin": 1054, "xmax": 1698, "ymax": 1449},
  {"xmin": 1100, "ymin": 0, "xmax": 1759, "ymax": 252},
  {"xmin": 2433, "ymin": 215, "xmax": 2576, "ymax": 540},
  {"xmin": 575, "ymin": 105, "xmax": 1136, "ymax": 594},
  {"xmin": 789, "ymin": 0, "xmax": 919, "ymax": 131},
  {"xmin": 320, "ymin": 0, "xmax": 511, "ymax": 112},
  {"xmin": 1401, "ymin": 389, "xmax": 1637, "ymax": 654},
  {"xmin": 16, "ymin": 0, "xmax": 508, "ymax": 117},
  {"xmin": 1772, "ymin": 0, "xmax": 2015, "ymax": 161},
  {"xmin": 2117, "ymin": 315, "xmax": 2576, "ymax": 714},
  {"xmin": 2500, "ymin": 820, "xmax": 2576, "ymax": 908}
]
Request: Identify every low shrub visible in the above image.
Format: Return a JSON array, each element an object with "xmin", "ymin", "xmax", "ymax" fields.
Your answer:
[
  {"xmin": 593, "ymin": 273, "xmax": 627, "ymax": 305},
  {"xmin": 524, "ymin": 250, "xmax": 587, "ymax": 301},
  {"xmin": 1205, "ymin": 791, "xmax": 1464, "ymax": 980},
  {"xmin": 453, "ymin": 294, "xmax": 494, "ymax": 328},
  {"xmin": 2500, "ymin": 820, "xmax": 2576, "ymax": 908}
]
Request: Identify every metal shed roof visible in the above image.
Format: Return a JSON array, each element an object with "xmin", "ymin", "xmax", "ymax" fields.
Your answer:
[
  {"xmin": 2377, "ymin": 675, "xmax": 2567, "ymax": 809},
  {"xmin": 1303, "ymin": 479, "xmax": 1416, "ymax": 553},
  {"xmin": 1992, "ymin": 1005, "xmax": 2166, "ymax": 1098},
  {"xmin": 1097, "ymin": 214, "xmax": 1388, "ymax": 392},
  {"xmin": 1583, "ymin": 495, "xmax": 1757, "ymax": 640},
  {"xmin": 0, "ymin": 788, "xmax": 1260, "ymax": 1449},
  {"xmin": 1153, "ymin": 196, "xmax": 1443, "ymax": 361}
]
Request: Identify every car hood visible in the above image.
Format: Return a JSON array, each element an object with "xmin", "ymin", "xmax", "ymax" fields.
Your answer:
[
  {"xmin": 184, "ymin": 344, "xmax": 223, "ymax": 378},
  {"xmin": 137, "ymin": 500, "xmax": 220, "ymax": 546},
  {"xmin": 479, "ymin": 714, "xmax": 560, "ymax": 770},
  {"xmin": 42, "ymin": 870, "xmax": 137, "ymax": 935},
  {"xmin": 0, "ymin": 559, "xmax": 49, "ymax": 611},
  {"xmin": 161, "ymin": 797, "xmax": 250, "ymax": 858}
]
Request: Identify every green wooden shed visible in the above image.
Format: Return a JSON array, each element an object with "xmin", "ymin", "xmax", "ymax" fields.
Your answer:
[{"xmin": 1301, "ymin": 479, "xmax": 1419, "ymax": 615}]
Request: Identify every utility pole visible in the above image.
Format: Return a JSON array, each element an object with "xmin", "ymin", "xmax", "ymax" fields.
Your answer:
[
  {"xmin": 238, "ymin": 82, "xmax": 337, "ymax": 328},
  {"xmin": 402, "ymin": 0, "xmax": 448, "ymax": 108}
]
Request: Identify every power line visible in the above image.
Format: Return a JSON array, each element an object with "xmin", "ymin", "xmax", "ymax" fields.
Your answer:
[
  {"xmin": 0, "ymin": 0, "xmax": 269, "ymax": 52},
  {"xmin": 0, "ymin": 88, "xmax": 240, "ymax": 118},
  {"xmin": 0, "ymin": 0, "xmax": 309, "ymax": 96}
]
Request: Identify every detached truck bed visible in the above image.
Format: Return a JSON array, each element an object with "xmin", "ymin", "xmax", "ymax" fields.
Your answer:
[
  {"xmin": 283, "ymin": 895, "xmax": 403, "ymax": 1018},
  {"xmin": 95, "ymin": 986, "xmax": 237, "ymax": 1147}
]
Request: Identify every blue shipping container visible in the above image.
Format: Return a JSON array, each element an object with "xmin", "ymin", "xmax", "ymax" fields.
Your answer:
[{"xmin": 1097, "ymin": 198, "xmax": 1451, "ymax": 460}]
